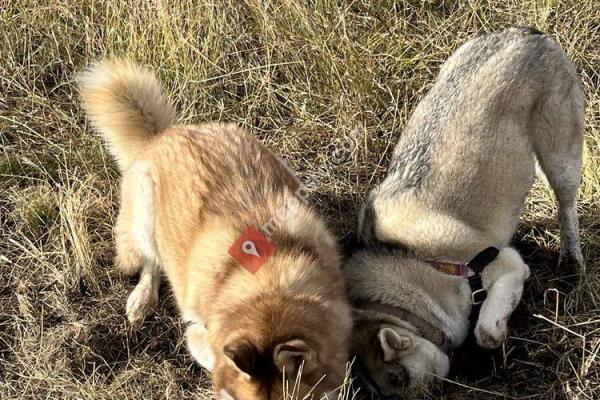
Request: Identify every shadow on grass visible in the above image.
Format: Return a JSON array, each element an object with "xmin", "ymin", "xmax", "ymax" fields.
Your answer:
[{"xmin": 71, "ymin": 280, "xmax": 208, "ymax": 388}]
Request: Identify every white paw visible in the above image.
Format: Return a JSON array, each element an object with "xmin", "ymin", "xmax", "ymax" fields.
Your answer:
[
  {"xmin": 126, "ymin": 282, "xmax": 158, "ymax": 329},
  {"xmin": 191, "ymin": 342, "xmax": 216, "ymax": 371},
  {"xmin": 186, "ymin": 324, "xmax": 216, "ymax": 370},
  {"xmin": 475, "ymin": 317, "xmax": 507, "ymax": 349}
]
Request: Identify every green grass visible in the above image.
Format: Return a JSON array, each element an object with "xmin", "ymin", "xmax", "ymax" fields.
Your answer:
[{"xmin": 1, "ymin": 1, "xmax": 599, "ymax": 399}]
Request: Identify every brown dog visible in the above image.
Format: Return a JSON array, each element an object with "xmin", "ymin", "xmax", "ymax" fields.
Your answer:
[{"xmin": 79, "ymin": 60, "xmax": 352, "ymax": 399}]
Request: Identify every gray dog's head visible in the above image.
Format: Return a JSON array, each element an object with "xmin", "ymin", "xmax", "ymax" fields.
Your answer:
[
  {"xmin": 344, "ymin": 249, "xmax": 452, "ymax": 396},
  {"xmin": 351, "ymin": 316, "xmax": 450, "ymax": 397}
]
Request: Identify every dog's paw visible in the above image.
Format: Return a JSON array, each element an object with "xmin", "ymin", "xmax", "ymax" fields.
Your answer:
[
  {"xmin": 475, "ymin": 317, "xmax": 507, "ymax": 349},
  {"xmin": 126, "ymin": 282, "xmax": 158, "ymax": 329},
  {"xmin": 186, "ymin": 324, "xmax": 216, "ymax": 370},
  {"xmin": 557, "ymin": 250, "xmax": 584, "ymax": 277}
]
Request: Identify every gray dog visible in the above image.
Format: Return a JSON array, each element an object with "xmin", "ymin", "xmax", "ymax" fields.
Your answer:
[{"xmin": 345, "ymin": 27, "xmax": 584, "ymax": 397}]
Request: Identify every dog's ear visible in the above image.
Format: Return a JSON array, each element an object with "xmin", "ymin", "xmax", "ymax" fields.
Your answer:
[
  {"xmin": 273, "ymin": 338, "xmax": 317, "ymax": 377},
  {"xmin": 378, "ymin": 327, "xmax": 413, "ymax": 362},
  {"xmin": 223, "ymin": 338, "xmax": 258, "ymax": 377}
]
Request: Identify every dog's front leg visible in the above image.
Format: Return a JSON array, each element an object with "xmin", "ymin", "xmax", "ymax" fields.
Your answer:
[
  {"xmin": 474, "ymin": 248, "xmax": 530, "ymax": 349},
  {"xmin": 186, "ymin": 322, "xmax": 216, "ymax": 370}
]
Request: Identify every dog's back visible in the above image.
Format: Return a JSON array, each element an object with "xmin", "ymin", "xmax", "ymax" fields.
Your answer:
[{"xmin": 360, "ymin": 28, "xmax": 584, "ymax": 256}]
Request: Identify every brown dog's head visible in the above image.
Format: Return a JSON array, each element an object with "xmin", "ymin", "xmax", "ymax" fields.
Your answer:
[
  {"xmin": 204, "ymin": 295, "xmax": 350, "ymax": 400},
  {"xmin": 350, "ymin": 317, "xmax": 450, "ymax": 397}
]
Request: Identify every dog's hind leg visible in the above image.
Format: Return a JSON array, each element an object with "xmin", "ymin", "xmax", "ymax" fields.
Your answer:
[
  {"xmin": 532, "ymin": 80, "xmax": 585, "ymax": 276},
  {"xmin": 116, "ymin": 165, "xmax": 161, "ymax": 328},
  {"xmin": 125, "ymin": 260, "xmax": 160, "ymax": 328}
]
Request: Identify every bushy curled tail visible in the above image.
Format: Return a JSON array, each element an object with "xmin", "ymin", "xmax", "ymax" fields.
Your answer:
[{"xmin": 78, "ymin": 60, "xmax": 176, "ymax": 171}]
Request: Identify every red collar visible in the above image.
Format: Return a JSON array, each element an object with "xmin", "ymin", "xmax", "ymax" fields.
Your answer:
[
  {"xmin": 425, "ymin": 259, "xmax": 471, "ymax": 277},
  {"xmin": 425, "ymin": 247, "xmax": 501, "ymax": 308}
]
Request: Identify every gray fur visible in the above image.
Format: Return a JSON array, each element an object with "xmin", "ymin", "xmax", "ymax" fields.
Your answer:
[{"xmin": 346, "ymin": 28, "xmax": 585, "ymax": 395}]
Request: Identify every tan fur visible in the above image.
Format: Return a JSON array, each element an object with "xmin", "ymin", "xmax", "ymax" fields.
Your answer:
[
  {"xmin": 79, "ymin": 59, "xmax": 176, "ymax": 171},
  {"xmin": 79, "ymin": 60, "xmax": 352, "ymax": 399}
]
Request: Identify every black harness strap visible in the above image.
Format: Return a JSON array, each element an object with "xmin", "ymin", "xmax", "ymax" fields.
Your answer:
[{"xmin": 466, "ymin": 247, "xmax": 500, "ymax": 320}]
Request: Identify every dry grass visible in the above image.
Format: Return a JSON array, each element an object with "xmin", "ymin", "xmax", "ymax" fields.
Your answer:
[{"xmin": 1, "ymin": 1, "xmax": 599, "ymax": 399}]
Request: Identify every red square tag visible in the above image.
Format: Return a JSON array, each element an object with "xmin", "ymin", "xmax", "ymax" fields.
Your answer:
[{"xmin": 228, "ymin": 227, "xmax": 276, "ymax": 274}]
